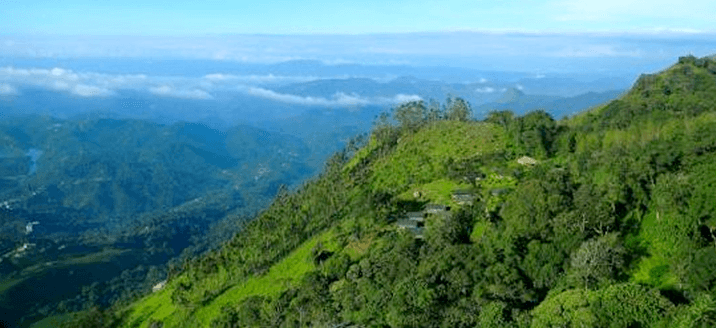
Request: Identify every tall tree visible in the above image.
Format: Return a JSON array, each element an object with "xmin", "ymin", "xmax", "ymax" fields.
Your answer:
[{"xmin": 444, "ymin": 97, "xmax": 472, "ymax": 121}]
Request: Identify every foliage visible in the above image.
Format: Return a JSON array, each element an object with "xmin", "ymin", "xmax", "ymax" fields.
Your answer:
[{"xmin": 63, "ymin": 57, "xmax": 716, "ymax": 327}]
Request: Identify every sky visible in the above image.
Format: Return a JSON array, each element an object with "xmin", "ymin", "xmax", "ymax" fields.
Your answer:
[
  {"xmin": 2, "ymin": 0, "xmax": 716, "ymax": 35},
  {"xmin": 1, "ymin": 0, "xmax": 715, "ymax": 102}
]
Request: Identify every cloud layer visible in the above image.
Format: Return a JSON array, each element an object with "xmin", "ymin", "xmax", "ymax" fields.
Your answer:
[
  {"xmin": 244, "ymin": 87, "xmax": 421, "ymax": 107},
  {"xmin": 149, "ymin": 85, "xmax": 213, "ymax": 100},
  {"xmin": 0, "ymin": 83, "xmax": 18, "ymax": 95},
  {"xmin": 0, "ymin": 65, "xmax": 421, "ymax": 107}
]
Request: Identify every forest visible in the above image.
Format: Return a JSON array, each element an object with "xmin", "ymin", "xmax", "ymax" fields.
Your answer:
[{"xmin": 58, "ymin": 55, "xmax": 716, "ymax": 327}]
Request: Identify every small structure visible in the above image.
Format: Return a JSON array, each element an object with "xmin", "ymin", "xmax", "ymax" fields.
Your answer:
[
  {"xmin": 396, "ymin": 218, "xmax": 418, "ymax": 229},
  {"xmin": 406, "ymin": 211, "xmax": 425, "ymax": 223},
  {"xmin": 397, "ymin": 211, "xmax": 427, "ymax": 239},
  {"xmin": 517, "ymin": 156, "xmax": 538, "ymax": 166},
  {"xmin": 452, "ymin": 189, "xmax": 476, "ymax": 205},
  {"xmin": 424, "ymin": 204, "xmax": 450, "ymax": 214},
  {"xmin": 152, "ymin": 280, "xmax": 167, "ymax": 293}
]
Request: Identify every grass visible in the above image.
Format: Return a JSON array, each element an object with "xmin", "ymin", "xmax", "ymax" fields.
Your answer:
[
  {"xmin": 124, "ymin": 229, "xmax": 338, "ymax": 328},
  {"xmin": 397, "ymin": 178, "xmax": 473, "ymax": 208},
  {"xmin": 193, "ymin": 229, "xmax": 337, "ymax": 326},
  {"xmin": 632, "ymin": 254, "xmax": 679, "ymax": 290},
  {"xmin": 470, "ymin": 220, "xmax": 491, "ymax": 243},
  {"xmin": 122, "ymin": 285, "xmax": 179, "ymax": 328},
  {"xmin": 369, "ymin": 121, "xmax": 505, "ymax": 193},
  {"xmin": 344, "ymin": 232, "xmax": 375, "ymax": 260},
  {"xmin": 630, "ymin": 209, "xmax": 693, "ymax": 290},
  {"xmin": 344, "ymin": 135, "xmax": 378, "ymax": 174}
]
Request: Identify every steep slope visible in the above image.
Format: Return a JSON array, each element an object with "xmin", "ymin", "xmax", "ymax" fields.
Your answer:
[{"xmin": 68, "ymin": 55, "xmax": 716, "ymax": 328}]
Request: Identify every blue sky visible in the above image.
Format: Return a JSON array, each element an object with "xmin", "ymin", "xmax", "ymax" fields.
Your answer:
[{"xmin": 2, "ymin": 0, "xmax": 716, "ymax": 35}]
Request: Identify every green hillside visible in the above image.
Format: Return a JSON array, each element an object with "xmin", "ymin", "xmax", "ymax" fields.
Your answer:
[{"xmin": 66, "ymin": 56, "xmax": 716, "ymax": 327}]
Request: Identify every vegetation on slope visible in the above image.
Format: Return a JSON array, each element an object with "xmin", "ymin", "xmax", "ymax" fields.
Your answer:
[{"xmin": 66, "ymin": 56, "xmax": 716, "ymax": 327}]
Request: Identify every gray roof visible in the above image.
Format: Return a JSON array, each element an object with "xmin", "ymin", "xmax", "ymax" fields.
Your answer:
[
  {"xmin": 397, "ymin": 219, "xmax": 418, "ymax": 228},
  {"xmin": 425, "ymin": 204, "xmax": 449, "ymax": 214},
  {"xmin": 406, "ymin": 211, "xmax": 424, "ymax": 219}
]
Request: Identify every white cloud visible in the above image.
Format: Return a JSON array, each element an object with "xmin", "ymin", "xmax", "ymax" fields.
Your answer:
[
  {"xmin": 515, "ymin": 84, "xmax": 524, "ymax": 91},
  {"xmin": 0, "ymin": 66, "xmax": 146, "ymax": 97},
  {"xmin": 475, "ymin": 87, "xmax": 495, "ymax": 93},
  {"xmin": 149, "ymin": 85, "xmax": 212, "ymax": 99},
  {"xmin": 0, "ymin": 65, "xmax": 410, "ymax": 101},
  {"xmin": 0, "ymin": 83, "xmax": 18, "ymax": 95},
  {"xmin": 386, "ymin": 94, "xmax": 423, "ymax": 104},
  {"xmin": 244, "ymin": 87, "xmax": 420, "ymax": 107},
  {"xmin": 72, "ymin": 84, "xmax": 114, "ymax": 97},
  {"xmin": 245, "ymin": 87, "xmax": 368, "ymax": 106},
  {"xmin": 478, "ymin": 78, "xmax": 488, "ymax": 83}
]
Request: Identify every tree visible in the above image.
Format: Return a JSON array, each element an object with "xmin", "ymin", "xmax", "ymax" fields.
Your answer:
[
  {"xmin": 515, "ymin": 110, "xmax": 557, "ymax": 158},
  {"xmin": 393, "ymin": 100, "xmax": 428, "ymax": 132},
  {"xmin": 373, "ymin": 111, "xmax": 398, "ymax": 145},
  {"xmin": 531, "ymin": 289, "xmax": 597, "ymax": 328},
  {"xmin": 568, "ymin": 234, "xmax": 625, "ymax": 289},
  {"xmin": 520, "ymin": 241, "xmax": 566, "ymax": 291},
  {"xmin": 485, "ymin": 110, "xmax": 514, "ymax": 127},
  {"xmin": 592, "ymin": 283, "xmax": 673, "ymax": 327},
  {"xmin": 426, "ymin": 99, "xmax": 443, "ymax": 122},
  {"xmin": 445, "ymin": 97, "xmax": 472, "ymax": 121}
]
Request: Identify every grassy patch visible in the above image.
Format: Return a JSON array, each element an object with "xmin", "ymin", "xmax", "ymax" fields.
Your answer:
[
  {"xmin": 470, "ymin": 220, "xmax": 491, "ymax": 243},
  {"xmin": 344, "ymin": 136, "xmax": 378, "ymax": 174},
  {"xmin": 397, "ymin": 178, "xmax": 473, "ymax": 207},
  {"xmin": 122, "ymin": 230, "xmax": 338, "ymax": 328},
  {"xmin": 369, "ymin": 121, "xmax": 505, "ymax": 192},
  {"xmin": 122, "ymin": 286, "xmax": 179, "ymax": 328},
  {"xmin": 344, "ymin": 233, "xmax": 375, "ymax": 260},
  {"xmin": 191, "ymin": 230, "xmax": 337, "ymax": 327}
]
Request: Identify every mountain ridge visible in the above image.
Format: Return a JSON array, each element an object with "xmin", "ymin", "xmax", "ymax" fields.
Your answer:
[{"xmin": 42, "ymin": 55, "xmax": 716, "ymax": 327}]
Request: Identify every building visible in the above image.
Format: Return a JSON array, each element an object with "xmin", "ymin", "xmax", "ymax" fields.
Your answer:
[
  {"xmin": 406, "ymin": 211, "xmax": 425, "ymax": 222},
  {"xmin": 424, "ymin": 204, "xmax": 450, "ymax": 214},
  {"xmin": 396, "ymin": 218, "xmax": 418, "ymax": 229},
  {"xmin": 452, "ymin": 189, "xmax": 476, "ymax": 205},
  {"xmin": 397, "ymin": 211, "xmax": 427, "ymax": 239}
]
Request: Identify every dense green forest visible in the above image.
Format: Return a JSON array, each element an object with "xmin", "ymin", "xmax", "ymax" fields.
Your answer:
[
  {"xmin": 60, "ymin": 55, "xmax": 716, "ymax": 327},
  {"xmin": 0, "ymin": 118, "xmax": 322, "ymax": 327}
]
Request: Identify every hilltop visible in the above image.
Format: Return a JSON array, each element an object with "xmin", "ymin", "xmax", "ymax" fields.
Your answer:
[{"xmin": 63, "ymin": 55, "xmax": 716, "ymax": 327}]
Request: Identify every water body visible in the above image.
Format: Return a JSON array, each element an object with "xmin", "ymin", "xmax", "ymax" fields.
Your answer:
[{"xmin": 25, "ymin": 148, "xmax": 43, "ymax": 175}]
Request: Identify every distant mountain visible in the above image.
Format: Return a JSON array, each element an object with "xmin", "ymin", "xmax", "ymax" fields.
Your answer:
[
  {"xmin": 514, "ymin": 76, "xmax": 633, "ymax": 96},
  {"xmin": 476, "ymin": 89, "xmax": 624, "ymax": 118}
]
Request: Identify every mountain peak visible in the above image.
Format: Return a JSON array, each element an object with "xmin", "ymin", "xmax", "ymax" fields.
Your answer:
[{"xmin": 497, "ymin": 87, "xmax": 525, "ymax": 103}]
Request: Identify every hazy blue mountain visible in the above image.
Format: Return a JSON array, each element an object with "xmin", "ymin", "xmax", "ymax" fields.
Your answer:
[{"xmin": 476, "ymin": 88, "xmax": 624, "ymax": 118}]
